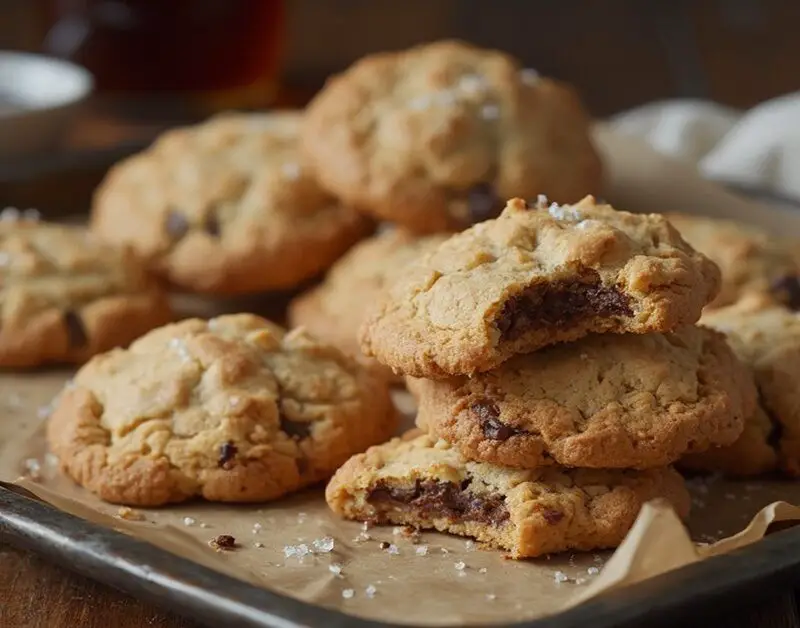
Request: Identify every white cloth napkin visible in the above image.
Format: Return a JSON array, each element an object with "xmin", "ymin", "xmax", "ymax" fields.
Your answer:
[{"xmin": 610, "ymin": 92, "xmax": 800, "ymax": 200}]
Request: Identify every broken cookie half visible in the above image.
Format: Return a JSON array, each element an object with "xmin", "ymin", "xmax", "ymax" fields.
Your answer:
[
  {"xmin": 326, "ymin": 432, "xmax": 690, "ymax": 558},
  {"xmin": 359, "ymin": 196, "xmax": 721, "ymax": 378}
]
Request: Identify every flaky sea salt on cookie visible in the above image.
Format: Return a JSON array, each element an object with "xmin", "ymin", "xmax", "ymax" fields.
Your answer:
[
  {"xmin": 326, "ymin": 432, "xmax": 690, "ymax": 558},
  {"xmin": 47, "ymin": 314, "xmax": 397, "ymax": 506},
  {"xmin": 411, "ymin": 325, "xmax": 753, "ymax": 469},
  {"xmin": 360, "ymin": 196, "xmax": 721, "ymax": 378}
]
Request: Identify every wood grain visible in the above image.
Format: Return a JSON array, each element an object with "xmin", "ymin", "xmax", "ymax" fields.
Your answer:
[{"xmin": 0, "ymin": 543, "xmax": 199, "ymax": 628}]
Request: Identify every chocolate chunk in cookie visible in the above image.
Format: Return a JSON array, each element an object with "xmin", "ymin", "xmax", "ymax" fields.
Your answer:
[
  {"xmin": 361, "ymin": 197, "xmax": 721, "ymax": 378},
  {"xmin": 326, "ymin": 432, "xmax": 690, "ymax": 558}
]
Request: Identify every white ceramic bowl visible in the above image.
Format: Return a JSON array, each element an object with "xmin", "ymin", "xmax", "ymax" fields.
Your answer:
[{"xmin": 0, "ymin": 51, "xmax": 94, "ymax": 159}]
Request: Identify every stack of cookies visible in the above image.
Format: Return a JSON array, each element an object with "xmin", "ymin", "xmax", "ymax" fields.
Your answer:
[{"xmin": 327, "ymin": 196, "xmax": 757, "ymax": 558}]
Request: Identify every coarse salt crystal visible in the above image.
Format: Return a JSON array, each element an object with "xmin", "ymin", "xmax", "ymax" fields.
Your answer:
[
  {"xmin": 465, "ymin": 540, "xmax": 476, "ymax": 551},
  {"xmin": 342, "ymin": 588, "xmax": 355, "ymax": 599},
  {"xmin": 281, "ymin": 162, "xmax": 301, "ymax": 180},
  {"xmin": 254, "ymin": 542, "xmax": 264, "ymax": 548},
  {"xmin": 553, "ymin": 571, "xmax": 569, "ymax": 583},
  {"xmin": 182, "ymin": 517, "xmax": 196, "ymax": 526},
  {"xmin": 458, "ymin": 74, "xmax": 486, "ymax": 94},
  {"xmin": 200, "ymin": 522, "xmax": 209, "ymax": 528},
  {"xmin": 365, "ymin": 584, "xmax": 377, "ymax": 598},
  {"xmin": 548, "ymin": 203, "xmax": 581, "ymax": 221},
  {"xmin": 480, "ymin": 104, "xmax": 500, "ymax": 120},
  {"xmin": 329, "ymin": 563, "xmax": 343, "ymax": 576},
  {"xmin": 0, "ymin": 207, "xmax": 20, "ymax": 221},
  {"xmin": 392, "ymin": 526, "xmax": 404, "ymax": 536},
  {"xmin": 252, "ymin": 523, "xmax": 262, "ymax": 532},
  {"xmin": 440, "ymin": 548, "xmax": 450, "ymax": 555},
  {"xmin": 520, "ymin": 68, "xmax": 540, "ymax": 85},
  {"xmin": 387, "ymin": 543, "xmax": 400, "ymax": 555},
  {"xmin": 587, "ymin": 566, "xmax": 600, "ymax": 575},
  {"xmin": 23, "ymin": 458, "xmax": 41, "ymax": 479},
  {"xmin": 313, "ymin": 536, "xmax": 335, "ymax": 553},
  {"xmin": 536, "ymin": 194, "xmax": 549, "ymax": 208},
  {"xmin": 454, "ymin": 561, "xmax": 466, "ymax": 571},
  {"xmin": 486, "ymin": 593, "xmax": 497, "ymax": 601},
  {"xmin": 479, "ymin": 567, "xmax": 488, "ymax": 574},
  {"xmin": 415, "ymin": 545, "xmax": 428, "ymax": 556},
  {"xmin": 576, "ymin": 219, "xmax": 602, "ymax": 230}
]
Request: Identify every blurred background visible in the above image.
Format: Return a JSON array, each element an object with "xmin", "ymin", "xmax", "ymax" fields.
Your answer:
[{"xmin": 2, "ymin": 0, "xmax": 800, "ymax": 212}]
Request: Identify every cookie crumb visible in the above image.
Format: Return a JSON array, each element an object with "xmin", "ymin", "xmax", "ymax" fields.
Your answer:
[
  {"xmin": 553, "ymin": 571, "xmax": 569, "ymax": 584},
  {"xmin": 587, "ymin": 566, "xmax": 600, "ymax": 575},
  {"xmin": 365, "ymin": 584, "xmax": 377, "ymax": 598},
  {"xmin": 312, "ymin": 536, "xmax": 335, "ymax": 553},
  {"xmin": 182, "ymin": 516, "xmax": 196, "ymax": 527},
  {"xmin": 415, "ymin": 545, "xmax": 428, "ymax": 556},
  {"xmin": 342, "ymin": 588, "xmax": 355, "ymax": 599},
  {"xmin": 200, "ymin": 522, "xmax": 209, "ymax": 529},
  {"xmin": 209, "ymin": 534, "xmax": 237, "ymax": 551},
  {"xmin": 115, "ymin": 506, "xmax": 144, "ymax": 521},
  {"xmin": 254, "ymin": 542, "xmax": 265, "ymax": 548}
]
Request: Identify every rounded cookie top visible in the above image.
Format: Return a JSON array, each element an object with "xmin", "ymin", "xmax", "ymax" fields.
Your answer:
[
  {"xmin": 667, "ymin": 213, "xmax": 799, "ymax": 310},
  {"xmin": 91, "ymin": 111, "xmax": 372, "ymax": 295},
  {"xmin": 0, "ymin": 215, "xmax": 171, "ymax": 367},
  {"xmin": 288, "ymin": 229, "xmax": 448, "ymax": 360},
  {"xmin": 411, "ymin": 325, "xmax": 753, "ymax": 469},
  {"xmin": 301, "ymin": 40, "xmax": 602, "ymax": 233},
  {"xmin": 701, "ymin": 299, "xmax": 800, "ymax": 476},
  {"xmin": 47, "ymin": 314, "xmax": 397, "ymax": 506},
  {"xmin": 360, "ymin": 196, "xmax": 721, "ymax": 378},
  {"xmin": 326, "ymin": 431, "xmax": 690, "ymax": 558}
]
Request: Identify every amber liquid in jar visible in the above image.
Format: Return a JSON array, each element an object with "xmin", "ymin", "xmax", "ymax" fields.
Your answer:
[{"xmin": 44, "ymin": 0, "xmax": 285, "ymax": 114}]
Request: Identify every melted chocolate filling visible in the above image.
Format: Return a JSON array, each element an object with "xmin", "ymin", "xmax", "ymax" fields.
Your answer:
[
  {"xmin": 541, "ymin": 508, "xmax": 564, "ymax": 525},
  {"xmin": 496, "ymin": 277, "xmax": 632, "ymax": 340},
  {"xmin": 471, "ymin": 400, "xmax": 525, "ymax": 441},
  {"xmin": 367, "ymin": 479, "xmax": 509, "ymax": 525}
]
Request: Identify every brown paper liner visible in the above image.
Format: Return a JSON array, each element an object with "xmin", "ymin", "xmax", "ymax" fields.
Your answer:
[{"xmin": 3, "ymin": 129, "xmax": 800, "ymax": 625}]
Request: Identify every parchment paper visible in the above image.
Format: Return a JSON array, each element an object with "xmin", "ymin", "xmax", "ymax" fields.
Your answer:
[{"xmin": 3, "ymin": 129, "xmax": 800, "ymax": 626}]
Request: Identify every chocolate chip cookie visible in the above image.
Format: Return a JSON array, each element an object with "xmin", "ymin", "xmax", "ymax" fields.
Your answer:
[
  {"xmin": 667, "ymin": 213, "xmax": 799, "ymax": 310},
  {"xmin": 301, "ymin": 40, "xmax": 602, "ymax": 233},
  {"xmin": 91, "ymin": 112, "xmax": 372, "ymax": 295},
  {"xmin": 288, "ymin": 229, "xmax": 448, "ymax": 375},
  {"xmin": 0, "ymin": 216, "xmax": 172, "ymax": 367},
  {"xmin": 360, "ymin": 196, "xmax": 721, "ymax": 378},
  {"xmin": 682, "ymin": 298, "xmax": 800, "ymax": 476},
  {"xmin": 326, "ymin": 432, "xmax": 690, "ymax": 558},
  {"xmin": 411, "ymin": 325, "xmax": 753, "ymax": 469},
  {"xmin": 47, "ymin": 314, "xmax": 398, "ymax": 506}
]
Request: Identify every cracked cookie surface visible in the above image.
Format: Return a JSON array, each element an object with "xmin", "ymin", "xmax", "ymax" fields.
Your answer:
[
  {"xmin": 288, "ymin": 229, "xmax": 447, "ymax": 378},
  {"xmin": 301, "ymin": 40, "xmax": 602, "ymax": 233},
  {"xmin": 47, "ymin": 314, "xmax": 397, "ymax": 505},
  {"xmin": 411, "ymin": 325, "xmax": 753, "ymax": 469},
  {"xmin": 683, "ymin": 298, "xmax": 800, "ymax": 476},
  {"xmin": 91, "ymin": 112, "xmax": 372, "ymax": 295},
  {"xmin": 326, "ymin": 431, "xmax": 690, "ymax": 558},
  {"xmin": 360, "ymin": 196, "xmax": 721, "ymax": 378},
  {"xmin": 668, "ymin": 213, "xmax": 799, "ymax": 310},
  {"xmin": 0, "ymin": 217, "xmax": 171, "ymax": 367}
]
